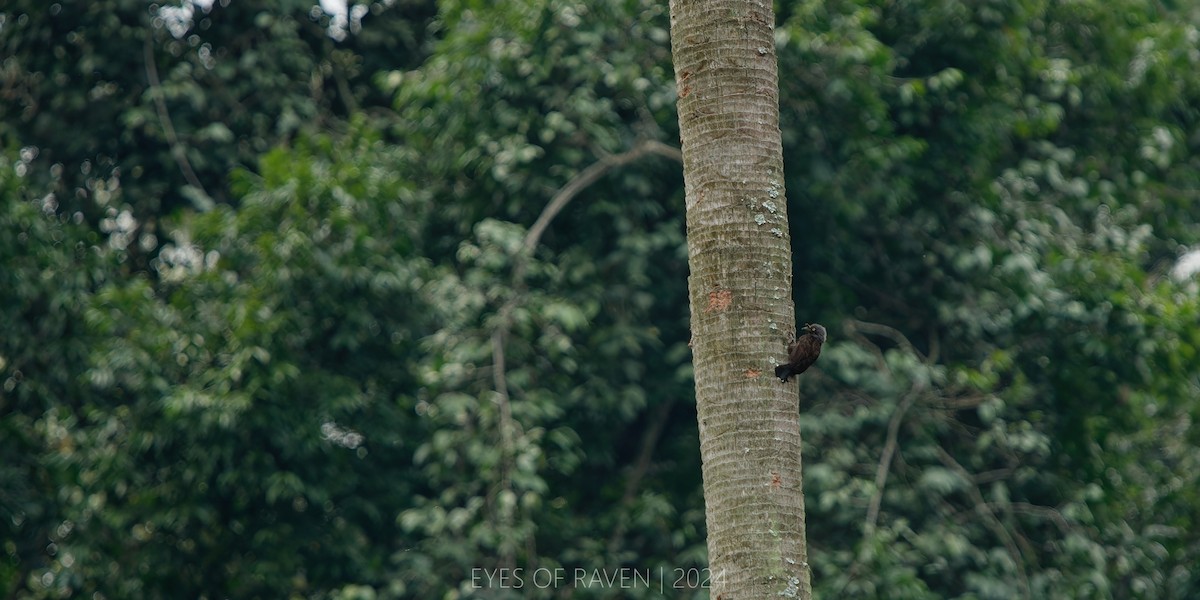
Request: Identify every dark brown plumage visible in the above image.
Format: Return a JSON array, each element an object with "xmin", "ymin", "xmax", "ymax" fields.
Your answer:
[{"xmin": 775, "ymin": 323, "xmax": 827, "ymax": 382}]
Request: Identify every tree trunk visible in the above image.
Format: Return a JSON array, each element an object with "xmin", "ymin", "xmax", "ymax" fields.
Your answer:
[{"xmin": 668, "ymin": 1, "xmax": 813, "ymax": 598}]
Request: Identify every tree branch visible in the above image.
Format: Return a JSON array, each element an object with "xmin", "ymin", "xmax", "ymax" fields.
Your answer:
[
  {"xmin": 946, "ymin": 500, "xmax": 1072, "ymax": 534},
  {"xmin": 489, "ymin": 325, "xmax": 517, "ymax": 570},
  {"xmin": 862, "ymin": 391, "xmax": 917, "ymax": 536},
  {"xmin": 522, "ymin": 139, "xmax": 682, "ymax": 258},
  {"xmin": 935, "ymin": 446, "xmax": 1032, "ymax": 600},
  {"xmin": 491, "ymin": 138, "xmax": 683, "ymax": 404},
  {"xmin": 845, "ymin": 318, "xmax": 926, "ymax": 362},
  {"xmin": 143, "ymin": 35, "xmax": 211, "ymax": 206},
  {"xmin": 607, "ymin": 395, "xmax": 677, "ymax": 556},
  {"xmin": 485, "ymin": 139, "xmax": 682, "ymax": 565}
]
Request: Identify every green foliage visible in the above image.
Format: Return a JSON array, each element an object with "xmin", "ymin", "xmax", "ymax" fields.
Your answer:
[
  {"xmin": 2, "ymin": 0, "xmax": 1199, "ymax": 598},
  {"xmin": 382, "ymin": 3, "xmax": 699, "ymax": 594},
  {"xmin": 777, "ymin": 0, "xmax": 1200, "ymax": 596},
  {"xmin": 384, "ymin": 0, "xmax": 678, "ymax": 255},
  {"xmin": 3, "ymin": 131, "xmax": 431, "ymax": 598},
  {"xmin": 0, "ymin": 150, "xmax": 117, "ymax": 599},
  {"xmin": 0, "ymin": 0, "xmax": 435, "ymax": 215}
]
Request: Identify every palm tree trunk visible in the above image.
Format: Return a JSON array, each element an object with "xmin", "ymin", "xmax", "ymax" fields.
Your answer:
[{"xmin": 669, "ymin": 0, "xmax": 813, "ymax": 597}]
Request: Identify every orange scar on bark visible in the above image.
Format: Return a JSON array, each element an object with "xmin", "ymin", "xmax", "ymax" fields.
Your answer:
[{"xmin": 705, "ymin": 288, "xmax": 732, "ymax": 312}]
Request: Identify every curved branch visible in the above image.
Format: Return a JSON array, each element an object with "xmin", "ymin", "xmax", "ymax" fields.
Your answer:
[
  {"xmin": 845, "ymin": 318, "xmax": 926, "ymax": 362},
  {"xmin": 522, "ymin": 139, "xmax": 683, "ymax": 257},
  {"xmin": 946, "ymin": 501, "xmax": 1072, "ymax": 534},
  {"xmin": 492, "ymin": 138, "xmax": 683, "ymax": 400},
  {"xmin": 490, "ymin": 328, "xmax": 514, "ymax": 473},
  {"xmin": 862, "ymin": 391, "xmax": 917, "ymax": 536},
  {"xmin": 607, "ymin": 395, "xmax": 677, "ymax": 555},
  {"xmin": 935, "ymin": 446, "xmax": 1032, "ymax": 600},
  {"xmin": 489, "ymin": 325, "xmax": 517, "ymax": 570},
  {"xmin": 486, "ymin": 138, "xmax": 683, "ymax": 564},
  {"xmin": 144, "ymin": 35, "xmax": 212, "ymax": 205}
]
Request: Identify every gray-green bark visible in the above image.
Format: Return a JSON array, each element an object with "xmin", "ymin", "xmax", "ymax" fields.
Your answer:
[{"xmin": 669, "ymin": 0, "xmax": 813, "ymax": 598}]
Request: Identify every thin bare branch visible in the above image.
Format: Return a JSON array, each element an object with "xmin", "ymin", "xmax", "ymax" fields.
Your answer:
[
  {"xmin": 492, "ymin": 137, "xmax": 681, "ymax": 403},
  {"xmin": 490, "ymin": 327, "xmax": 514, "ymax": 475},
  {"xmin": 1008, "ymin": 502, "xmax": 1073, "ymax": 533},
  {"xmin": 845, "ymin": 318, "xmax": 927, "ymax": 362},
  {"xmin": 492, "ymin": 138, "xmax": 682, "ymax": 402},
  {"xmin": 143, "ymin": 35, "xmax": 211, "ymax": 205},
  {"xmin": 863, "ymin": 392, "xmax": 917, "ymax": 536},
  {"xmin": 485, "ymin": 139, "xmax": 683, "ymax": 566},
  {"xmin": 489, "ymin": 325, "xmax": 516, "ymax": 569},
  {"xmin": 522, "ymin": 139, "xmax": 682, "ymax": 258},
  {"xmin": 947, "ymin": 501, "xmax": 1073, "ymax": 534},
  {"xmin": 935, "ymin": 446, "xmax": 1032, "ymax": 600},
  {"xmin": 972, "ymin": 467, "xmax": 1016, "ymax": 485},
  {"xmin": 607, "ymin": 396, "xmax": 677, "ymax": 556}
]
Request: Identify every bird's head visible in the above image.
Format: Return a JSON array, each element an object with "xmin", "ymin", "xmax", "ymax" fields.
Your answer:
[{"xmin": 804, "ymin": 323, "xmax": 827, "ymax": 343}]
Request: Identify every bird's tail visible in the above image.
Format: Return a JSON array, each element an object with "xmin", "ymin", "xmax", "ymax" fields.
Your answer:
[{"xmin": 774, "ymin": 364, "xmax": 792, "ymax": 383}]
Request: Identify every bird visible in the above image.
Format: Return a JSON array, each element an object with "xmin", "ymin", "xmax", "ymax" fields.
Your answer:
[{"xmin": 775, "ymin": 323, "xmax": 826, "ymax": 382}]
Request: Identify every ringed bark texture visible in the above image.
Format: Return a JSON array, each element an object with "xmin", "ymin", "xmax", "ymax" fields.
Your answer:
[{"xmin": 669, "ymin": 0, "xmax": 813, "ymax": 597}]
